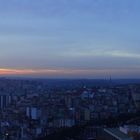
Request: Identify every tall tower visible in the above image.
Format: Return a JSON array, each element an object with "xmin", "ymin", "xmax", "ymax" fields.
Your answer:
[{"xmin": 109, "ymin": 75, "xmax": 113, "ymax": 88}]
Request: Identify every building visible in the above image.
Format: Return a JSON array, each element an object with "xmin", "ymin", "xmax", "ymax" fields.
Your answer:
[
  {"xmin": 131, "ymin": 93, "xmax": 140, "ymax": 110},
  {"xmin": 26, "ymin": 107, "xmax": 41, "ymax": 120},
  {"xmin": 0, "ymin": 94, "xmax": 12, "ymax": 109}
]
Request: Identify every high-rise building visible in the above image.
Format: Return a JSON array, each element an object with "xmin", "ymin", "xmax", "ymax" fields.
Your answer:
[
  {"xmin": 26, "ymin": 107, "xmax": 41, "ymax": 120},
  {"xmin": 0, "ymin": 94, "xmax": 12, "ymax": 109},
  {"xmin": 131, "ymin": 93, "xmax": 140, "ymax": 110}
]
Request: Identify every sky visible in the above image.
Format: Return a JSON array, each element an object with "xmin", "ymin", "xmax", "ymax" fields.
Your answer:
[{"xmin": 0, "ymin": 0, "xmax": 140, "ymax": 78}]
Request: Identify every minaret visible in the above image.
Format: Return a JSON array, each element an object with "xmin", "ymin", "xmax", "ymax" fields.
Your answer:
[{"xmin": 109, "ymin": 75, "xmax": 113, "ymax": 88}]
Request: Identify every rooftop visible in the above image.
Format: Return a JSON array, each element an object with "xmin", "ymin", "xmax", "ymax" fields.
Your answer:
[{"xmin": 104, "ymin": 128, "xmax": 133, "ymax": 140}]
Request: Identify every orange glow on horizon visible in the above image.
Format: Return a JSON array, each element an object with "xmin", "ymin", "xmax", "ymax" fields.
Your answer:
[
  {"xmin": 0, "ymin": 68, "xmax": 140, "ymax": 78},
  {"xmin": 0, "ymin": 68, "xmax": 35, "ymax": 75},
  {"xmin": 0, "ymin": 68, "xmax": 61, "ymax": 75},
  {"xmin": 0, "ymin": 68, "xmax": 106, "ymax": 75}
]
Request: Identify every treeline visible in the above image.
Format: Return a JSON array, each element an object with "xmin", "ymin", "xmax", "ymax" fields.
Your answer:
[
  {"xmin": 37, "ymin": 111, "xmax": 140, "ymax": 140},
  {"xmin": 37, "ymin": 125, "xmax": 85, "ymax": 140}
]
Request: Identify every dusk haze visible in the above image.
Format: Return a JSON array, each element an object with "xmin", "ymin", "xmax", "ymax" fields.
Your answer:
[
  {"xmin": 0, "ymin": 1, "xmax": 140, "ymax": 140},
  {"xmin": 0, "ymin": 0, "xmax": 140, "ymax": 78}
]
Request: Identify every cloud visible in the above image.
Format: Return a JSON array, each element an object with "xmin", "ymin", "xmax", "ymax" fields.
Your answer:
[{"xmin": 61, "ymin": 49, "xmax": 140, "ymax": 59}]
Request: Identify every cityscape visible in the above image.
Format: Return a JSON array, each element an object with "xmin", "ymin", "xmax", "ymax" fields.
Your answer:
[
  {"xmin": 0, "ymin": 0, "xmax": 140, "ymax": 140},
  {"xmin": 0, "ymin": 78, "xmax": 139, "ymax": 140}
]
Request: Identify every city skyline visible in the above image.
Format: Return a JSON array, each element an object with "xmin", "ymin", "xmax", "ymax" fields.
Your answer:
[{"xmin": 0, "ymin": 0, "xmax": 140, "ymax": 78}]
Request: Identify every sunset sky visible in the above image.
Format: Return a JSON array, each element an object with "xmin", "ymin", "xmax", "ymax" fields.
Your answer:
[{"xmin": 0, "ymin": 0, "xmax": 140, "ymax": 78}]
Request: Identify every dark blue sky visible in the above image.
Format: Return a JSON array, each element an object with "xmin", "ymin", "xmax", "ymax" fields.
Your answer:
[{"xmin": 0, "ymin": 0, "xmax": 140, "ymax": 78}]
